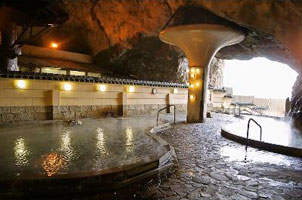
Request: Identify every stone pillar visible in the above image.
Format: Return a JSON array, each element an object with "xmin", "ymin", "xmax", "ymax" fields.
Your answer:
[
  {"xmin": 159, "ymin": 25, "xmax": 244, "ymax": 123},
  {"xmin": 0, "ymin": 22, "xmax": 19, "ymax": 71},
  {"xmin": 167, "ymin": 93, "xmax": 172, "ymax": 113},
  {"xmin": 187, "ymin": 66, "xmax": 209, "ymax": 123}
]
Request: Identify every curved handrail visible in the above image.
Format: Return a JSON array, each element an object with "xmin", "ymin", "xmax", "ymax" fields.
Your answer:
[
  {"xmin": 246, "ymin": 118, "xmax": 262, "ymax": 151},
  {"xmin": 157, "ymin": 105, "xmax": 176, "ymax": 126}
]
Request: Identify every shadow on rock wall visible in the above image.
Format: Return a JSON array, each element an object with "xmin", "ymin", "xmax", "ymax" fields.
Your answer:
[{"xmin": 94, "ymin": 35, "xmax": 185, "ymax": 83}]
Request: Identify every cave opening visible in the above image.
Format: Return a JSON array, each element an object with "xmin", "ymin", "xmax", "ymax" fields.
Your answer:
[{"xmin": 222, "ymin": 57, "xmax": 298, "ymax": 117}]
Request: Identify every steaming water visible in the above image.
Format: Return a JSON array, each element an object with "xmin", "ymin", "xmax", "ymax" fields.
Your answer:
[
  {"xmin": 224, "ymin": 116, "xmax": 302, "ymax": 149},
  {"xmin": 0, "ymin": 117, "xmax": 168, "ymax": 179}
]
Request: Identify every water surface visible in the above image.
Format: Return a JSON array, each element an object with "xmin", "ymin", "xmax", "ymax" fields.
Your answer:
[{"xmin": 0, "ymin": 117, "xmax": 167, "ymax": 179}]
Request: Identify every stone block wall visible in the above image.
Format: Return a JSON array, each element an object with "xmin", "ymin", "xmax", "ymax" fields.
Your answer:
[
  {"xmin": 0, "ymin": 106, "xmax": 53, "ymax": 122},
  {"xmin": 53, "ymin": 105, "xmax": 123, "ymax": 120}
]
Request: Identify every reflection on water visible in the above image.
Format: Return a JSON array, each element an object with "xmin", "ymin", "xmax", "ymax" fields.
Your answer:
[
  {"xmin": 0, "ymin": 117, "xmax": 167, "ymax": 179},
  {"xmin": 96, "ymin": 128, "xmax": 106, "ymax": 155},
  {"xmin": 220, "ymin": 145, "xmax": 291, "ymax": 166},
  {"xmin": 41, "ymin": 153, "xmax": 65, "ymax": 176},
  {"xmin": 60, "ymin": 130, "xmax": 73, "ymax": 163},
  {"xmin": 14, "ymin": 138, "xmax": 29, "ymax": 167},
  {"xmin": 125, "ymin": 126, "xmax": 133, "ymax": 153}
]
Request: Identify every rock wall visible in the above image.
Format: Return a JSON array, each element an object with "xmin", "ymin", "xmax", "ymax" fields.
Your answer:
[
  {"xmin": 290, "ymin": 75, "xmax": 302, "ymax": 131},
  {"xmin": 93, "ymin": 36, "xmax": 184, "ymax": 82},
  {"xmin": 38, "ymin": 0, "xmax": 302, "ymax": 74},
  {"xmin": 209, "ymin": 58, "xmax": 224, "ymax": 89}
]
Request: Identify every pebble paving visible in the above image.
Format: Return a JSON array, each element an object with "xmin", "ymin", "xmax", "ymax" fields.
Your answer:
[{"xmin": 141, "ymin": 113, "xmax": 302, "ymax": 200}]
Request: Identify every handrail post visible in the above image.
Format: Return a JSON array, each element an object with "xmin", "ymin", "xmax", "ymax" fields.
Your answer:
[
  {"xmin": 173, "ymin": 105, "xmax": 176, "ymax": 124},
  {"xmin": 156, "ymin": 104, "xmax": 176, "ymax": 126},
  {"xmin": 246, "ymin": 118, "xmax": 262, "ymax": 151}
]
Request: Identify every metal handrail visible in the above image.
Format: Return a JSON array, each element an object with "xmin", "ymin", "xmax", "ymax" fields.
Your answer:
[
  {"xmin": 246, "ymin": 118, "xmax": 262, "ymax": 152},
  {"xmin": 157, "ymin": 105, "xmax": 176, "ymax": 126}
]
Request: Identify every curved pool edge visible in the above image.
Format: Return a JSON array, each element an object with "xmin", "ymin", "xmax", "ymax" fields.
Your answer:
[
  {"xmin": 0, "ymin": 123, "xmax": 178, "ymax": 198},
  {"xmin": 221, "ymin": 128, "xmax": 302, "ymax": 158}
]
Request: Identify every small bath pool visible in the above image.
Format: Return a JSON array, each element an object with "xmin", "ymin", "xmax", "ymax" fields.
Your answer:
[{"xmin": 221, "ymin": 116, "xmax": 302, "ymax": 157}]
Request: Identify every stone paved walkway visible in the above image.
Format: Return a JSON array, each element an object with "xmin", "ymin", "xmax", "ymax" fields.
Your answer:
[{"xmin": 142, "ymin": 113, "xmax": 302, "ymax": 200}]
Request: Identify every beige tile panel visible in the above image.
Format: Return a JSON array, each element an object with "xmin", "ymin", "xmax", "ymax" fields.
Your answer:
[
  {"xmin": 0, "ymin": 98, "xmax": 31, "ymax": 106},
  {"xmin": 171, "ymin": 94, "xmax": 187, "ymax": 99},
  {"xmin": 32, "ymin": 98, "xmax": 52, "ymax": 106},
  {"xmin": 127, "ymin": 98, "xmax": 167, "ymax": 105},
  {"xmin": 61, "ymin": 98, "xmax": 120, "ymax": 106},
  {"xmin": 94, "ymin": 99, "xmax": 121, "ymax": 105},
  {"xmin": 126, "ymin": 86, "xmax": 187, "ymax": 94},
  {"xmin": 0, "ymin": 88, "xmax": 53, "ymax": 99},
  {"xmin": 60, "ymin": 91, "xmax": 121, "ymax": 99},
  {"xmin": 127, "ymin": 93, "xmax": 167, "ymax": 99},
  {"xmin": 0, "ymin": 79, "xmax": 14, "ymax": 89},
  {"xmin": 171, "ymin": 98, "xmax": 187, "ymax": 104}
]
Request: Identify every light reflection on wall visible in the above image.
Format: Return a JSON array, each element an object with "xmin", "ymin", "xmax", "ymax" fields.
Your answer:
[
  {"xmin": 41, "ymin": 153, "xmax": 65, "ymax": 177},
  {"xmin": 125, "ymin": 126, "xmax": 134, "ymax": 153},
  {"xmin": 60, "ymin": 130, "xmax": 73, "ymax": 163},
  {"xmin": 14, "ymin": 137, "xmax": 29, "ymax": 167}
]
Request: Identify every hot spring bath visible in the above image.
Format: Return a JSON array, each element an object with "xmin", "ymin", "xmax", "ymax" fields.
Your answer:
[{"xmin": 0, "ymin": 117, "xmax": 175, "ymax": 196}]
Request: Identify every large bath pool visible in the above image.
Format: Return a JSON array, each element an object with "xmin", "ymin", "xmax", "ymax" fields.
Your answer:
[{"xmin": 0, "ymin": 117, "xmax": 169, "ymax": 180}]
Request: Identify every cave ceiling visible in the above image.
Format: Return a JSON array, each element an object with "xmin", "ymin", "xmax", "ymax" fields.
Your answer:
[{"xmin": 35, "ymin": 0, "xmax": 302, "ymax": 73}]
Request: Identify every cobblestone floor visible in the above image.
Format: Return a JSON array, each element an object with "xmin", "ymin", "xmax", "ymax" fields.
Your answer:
[{"xmin": 142, "ymin": 113, "xmax": 302, "ymax": 200}]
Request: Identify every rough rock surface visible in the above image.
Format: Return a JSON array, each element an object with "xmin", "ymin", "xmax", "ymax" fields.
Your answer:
[
  {"xmin": 39, "ymin": 0, "xmax": 302, "ymax": 73},
  {"xmin": 208, "ymin": 58, "xmax": 224, "ymax": 89},
  {"xmin": 290, "ymin": 74, "xmax": 302, "ymax": 130}
]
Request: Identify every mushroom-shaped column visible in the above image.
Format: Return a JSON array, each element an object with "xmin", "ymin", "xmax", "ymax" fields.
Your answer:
[{"xmin": 159, "ymin": 24, "xmax": 244, "ymax": 123}]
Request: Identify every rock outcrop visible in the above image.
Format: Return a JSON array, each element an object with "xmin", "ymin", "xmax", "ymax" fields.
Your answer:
[
  {"xmin": 38, "ymin": 0, "xmax": 302, "ymax": 73},
  {"xmin": 290, "ymin": 75, "xmax": 302, "ymax": 131},
  {"xmin": 209, "ymin": 58, "xmax": 224, "ymax": 89}
]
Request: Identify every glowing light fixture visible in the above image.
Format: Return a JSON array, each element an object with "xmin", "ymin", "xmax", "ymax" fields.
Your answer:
[
  {"xmin": 63, "ymin": 83, "xmax": 72, "ymax": 91},
  {"xmin": 190, "ymin": 84, "xmax": 194, "ymax": 89},
  {"xmin": 189, "ymin": 94, "xmax": 195, "ymax": 101},
  {"xmin": 50, "ymin": 42, "xmax": 58, "ymax": 49},
  {"xmin": 190, "ymin": 68, "xmax": 195, "ymax": 73},
  {"xmin": 16, "ymin": 80, "xmax": 26, "ymax": 89},
  {"xmin": 196, "ymin": 68, "xmax": 200, "ymax": 74},
  {"xmin": 196, "ymin": 82, "xmax": 200, "ymax": 87},
  {"xmin": 99, "ymin": 84, "xmax": 106, "ymax": 92},
  {"xmin": 128, "ymin": 86, "xmax": 135, "ymax": 93},
  {"xmin": 173, "ymin": 88, "xmax": 178, "ymax": 94}
]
